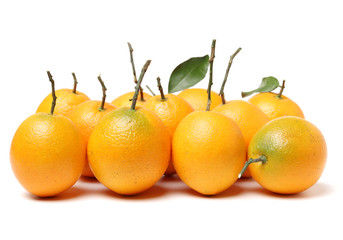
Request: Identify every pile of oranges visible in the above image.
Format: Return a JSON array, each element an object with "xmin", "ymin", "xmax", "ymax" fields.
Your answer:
[{"xmin": 10, "ymin": 40, "xmax": 327, "ymax": 198}]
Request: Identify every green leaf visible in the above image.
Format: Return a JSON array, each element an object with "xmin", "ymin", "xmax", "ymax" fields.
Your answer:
[
  {"xmin": 241, "ymin": 76, "xmax": 280, "ymax": 98},
  {"xmin": 168, "ymin": 55, "xmax": 209, "ymax": 93}
]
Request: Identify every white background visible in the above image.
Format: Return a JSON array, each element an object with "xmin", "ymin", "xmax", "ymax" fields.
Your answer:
[{"xmin": 1, "ymin": 0, "xmax": 342, "ymax": 239}]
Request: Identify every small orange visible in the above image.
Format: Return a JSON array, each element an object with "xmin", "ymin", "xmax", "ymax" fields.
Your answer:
[
  {"xmin": 111, "ymin": 91, "xmax": 151, "ymax": 108},
  {"xmin": 213, "ymin": 100, "xmax": 269, "ymax": 178},
  {"xmin": 241, "ymin": 116, "xmax": 327, "ymax": 194},
  {"xmin": 10, "ymin": 72, "xmax": 86, "ymax": 197},
  {"xmin": 178, "ymin": 88, "xmax": 222, "ymax": 111},
  {"xmin": 172, "ymin": 111, "xmax": 246, "ymax": 195},
  {"xmin": 144, "ymin": 80, "xmax": 194, "ymax": 176},
  {"xmin": 67, "ymin": 76, "xmax": 116, "ymax": 177},
  {"xmin": 248, "ymin": 92, "xmax": 304, "ymax": 120}
]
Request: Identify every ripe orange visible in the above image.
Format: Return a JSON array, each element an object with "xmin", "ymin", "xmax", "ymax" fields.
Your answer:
[
  {"xmin": 67, "ymin": 101, "xmax": 116, "ymax": 177},
  {"xmin": 178, "ymin": 88, "xmax": 222, "ymax": 111},
  {"xmin": 37, "ymin": 88, "xmax": 90, "ymax": 116},
  {"xmin": 213, "ymin": 100, "xmax": 269, "ymax": 178},
  {"xmin": 87, "ymin": 107, "xmax": 170, "ymax": 195},
  {"xmin": 10, "ymin": 113, "xmax": 86, "ymax": 197},
  {"xmin": 111, "ymin": 91, "xmax": 151, "ymax": 108},
  {"xmin": 172, "ymin": 111, "xmax": 246, "ymax": 195},
  {"xmin": 248, "ymin": 92, "xmax": 304, "ymax": 120},
  {"xmin": 245, "ymin": 116, "xmax": 327, "ymax": 194},
  {"xmin": 144, "ymin": 93, "xmax": 194, "ymax": 176}
]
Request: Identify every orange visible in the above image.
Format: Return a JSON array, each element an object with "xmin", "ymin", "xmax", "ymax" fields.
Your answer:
[
  {"xmin": 248, "ymin": 92, "xmax": 304, "ymax": 120},
  {"xmin": 246, "ymin": 116, "xmax": 327, "ymax": 194},
  {"xmin": 37, "ymin": 88, "xmax": 90, "ymax": 116},
  {"xmin": 87, "ymin": 106, "xmax": 170, "ymax": 195},
  {"xmin": 10, "ymin": 113, "xmax": 86, "ymax": 197},
  {"xmin": 111, "ymin": 91, "xmax": 151, "ymax": 108},
  {"xmin": 178, "ymin": 88, "xmax": 222, "ymax": 111},
  {"xmin": 213, "ymin": 100, "xmax": 269, "ymax": 178},
  {"xmin": 144, "ymin": 93, "xmax": 194, "ymax": 176},
  {"xmin": 172, "ymin": 111, "xmax": 246, "ymax": 195},
  {"xmin": 67, "ymin": 101, "xmax": 116, "ymax": 177}
]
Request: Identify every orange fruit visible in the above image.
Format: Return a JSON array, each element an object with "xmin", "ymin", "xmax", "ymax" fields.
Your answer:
[
  {"xmin": 172, "ymin": 111, "xmax": 246, "ymax": 195},
  {"xmin": 248, "ymin": 92, "xmax": 304, "ymax": 120},
  {"xmin": 178, "ymin": 88, "xmax": 222, "ymax": 111},
  {"xmin": 87, "ymin": 106, "xmax": 170, "ymax": 195},
  {"xmin": 37, "ymin": 88, "xmax": 90, "ymax": 116},
  {"xmin": 213, "ymin": 100, "xmax": 269, "ymax": 178},
  {"xmin": 144, "ymin": 93, "xmax": 194, "ymax": 176},
  {"xmin": 111, "ymin": 91, "xmax": 151, "ymax": 108},
  {"xmin": 246, "ymin": 116, "xmax": 327, "ymax": 194},
  {"xmin": 10, "ymin": 113, "xmax": 86, "ymax": 197},
  {"xmin": 67, "ymin": 100, "xmax": 116, "ymax": 177}
]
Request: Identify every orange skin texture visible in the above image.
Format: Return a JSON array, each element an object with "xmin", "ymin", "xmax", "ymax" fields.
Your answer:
[
  {"xmin": 178, "ymin": 88, "xmax": 222, "ymax": 111},
  {"xmin": 144, "ymin": 94, "xmax": 194, "ymax": 176},
  {"xmin": 10, "ymin": 113, "xmax": 86, "ymax": 197},
  {"xmin": 248, "ymin": 116, "xmax": 327, "ymax": 194},
  {"xmin": 248, "ymin": 92, "xmax": 304, "ymax": 120},
  {"xmin": 36, "ymin": 88, "xmax": 90, "ymax": 116},
  {"xmin": 88, "ymin": 107, "xmax": 170, "ymax": 195},
  {"xmin": 172, "ymin": 111, "xmax": 246, "ymax": 195},
  {"xmin": 111, "ymin": 91, "xmax": 151, "ymax": 108},
  {"xmin": 213, "ymin": 100, "xmax": 269, "ymax": 178},
  {"xmin": 67, "ymin": 100, "xmax": 116, "ymax": 177}
]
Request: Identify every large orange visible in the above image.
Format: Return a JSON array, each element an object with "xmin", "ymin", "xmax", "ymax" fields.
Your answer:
[
  {"xmin": 67, "ymin": 100, "xmax": 116, "ymax": 177},
  {"xmin": 172, "ymin": 111, "xmax": 246, "ymax": 195},
  {"xmin": 111, "ymin": 91, "xmax": 151, "ymax": 108},
  {"xmin": 248, "ymin": 92, "xmax": 304, "ymax": 120},
  {"xmin": 87, "ymin": 107, "xmax": 170, "ymax": 195},
  {"xmin": 246, "ymin": 116, "xmax": 327, "ymax": 194},
  {"xmin": 37, "ymin": 88, "xmax": 90, "ymax": 116},
  {"xmin": 10, "ymin": 113, "xmax": 86, "ymax": 197},
  {"xmin": 213, "ymin": 100, "xmax": 269, "ymax": 178},
  {"xmin": 144, "ymin": 93, "xmax": 194, "ymax": 175},
  {"xmin": 178, "ymin": 88, "xmax": 222, "ymax": 111}
]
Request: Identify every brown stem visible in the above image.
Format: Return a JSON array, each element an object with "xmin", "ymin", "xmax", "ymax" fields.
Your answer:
[
  {"xmin": 97, "ymin": 75, "xmax": 107, "ymax": 111},
  {"xmin": 277, "ymin": 80, "xmax": 286, "ymax": 99},
  {"xmin": 206, "ymin": 39, "xmax": 216, "ymax": 111},
  {"xmin": 145, "ymin": 85, "xmax": 156, "ymax": 96},
  {"xmin": 157, "ymin": 77, "xmax": 166, "ymax": 100},
  {"xmin": 71, "ymin": 72, "xmax": 78, "ymax": 94},
  {"xmin": 128, "ymin": 42, "xmax": 144, "ymax": 101},
  {"xmin": 47, "ymin": 71, "xmax": 57, "ymax": 115},
  {"xmin": 219, "ymin": 47, "xmax": 242, "ymax": 104},
  {"xmin": 131, "ymin": 60, "xmax": 152, "ymax": 110}
]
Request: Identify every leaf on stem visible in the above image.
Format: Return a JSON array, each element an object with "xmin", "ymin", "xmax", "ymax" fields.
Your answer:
[
  {"xmin": 241, "ymin": 76, "xmax": 280, "ymax": 98},
  {"xmin": 168, "ymin": 55, "xmax": 209, "ymax": 93}
]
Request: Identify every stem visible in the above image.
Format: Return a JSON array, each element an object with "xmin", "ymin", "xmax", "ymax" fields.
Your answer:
[
  {"xmin": 130, "ymin": 60, "xmax": 152, "ymax": 110},
  {"xmin": 47, "ymin": 71, "xmax": 57, "ymax": 115},
  {"xmin": 156, "ymin": 77, "xmax": 166, "ymax": 100},
  {"xmin": 219, "ymin": 47, "xmax": 242, "ymax": 104},
  {"xmin": 97, "ymin": 75, "xmax": 107, "ymax": 111},
  {"xmin": 128, "ymin": 42, "xmax": 144, "ymax": 101},
  {"xmin": 238, "ymin": 155, "xmax": 267, "ymax": 179},
  {"xmin": 277, "ymin": 80, "xmax": 286, "ymax": 99},
  {"xmin": 145, "ymin": 85, "xmax": 156, "ymax": 96},
  {"xmin": 72, "ymin": 72, "xmax": 78, "ymax": 94},
  {"xmin": 206, "ymin": 39, "xmax": 216, "ymax": 111}
]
